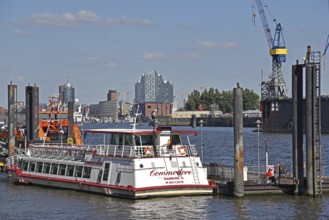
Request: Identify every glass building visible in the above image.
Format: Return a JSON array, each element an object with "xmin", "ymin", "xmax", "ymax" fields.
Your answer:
[
  {"xmin": 135, "ymin": 70, "xmax": 173, "ymax": 104},
  {"xmin": 59, "ymin": 81, "xmax": 75, "ymax": 105}
]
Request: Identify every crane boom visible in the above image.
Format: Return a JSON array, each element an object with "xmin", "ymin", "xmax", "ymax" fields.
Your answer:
[{"xmin": 255, "ymin": 0, "xmax": 273, "ymax": 49}]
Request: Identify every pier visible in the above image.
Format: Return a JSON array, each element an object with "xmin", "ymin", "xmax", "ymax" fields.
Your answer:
[
  {"xmin": 206, "ymin": 163, "xmax": 329, "ymax": 196},
  {"xmin": 205, "ymin": 47, "xmax": 326, "ymax": 197}
]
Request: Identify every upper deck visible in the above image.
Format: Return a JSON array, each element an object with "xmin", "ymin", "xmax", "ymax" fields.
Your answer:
[{"xmin": 27, "ymin": 126, "xmax": 199, "ymax": 160}]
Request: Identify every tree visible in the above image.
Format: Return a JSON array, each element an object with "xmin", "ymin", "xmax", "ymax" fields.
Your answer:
[
  {"xmin": 243, "ymin": 88, "xmax": 260, "ymax": 110},
  {"xmin": 184, "ymin": 87, "xmax": 260, "ymax": 113}
]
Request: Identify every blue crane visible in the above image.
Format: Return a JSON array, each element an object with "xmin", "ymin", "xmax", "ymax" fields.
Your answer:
[{"xmin": 255, "ymin": 0, "xmax": 288, "ymax": 100}]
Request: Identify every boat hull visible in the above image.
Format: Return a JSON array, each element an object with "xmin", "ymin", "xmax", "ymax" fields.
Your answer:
[{"xmin": 8, "ymin": 169, "xmax": 214, "ymax": 199}]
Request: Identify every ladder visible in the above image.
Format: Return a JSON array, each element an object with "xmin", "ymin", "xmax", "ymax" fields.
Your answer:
[
  {"xmin": 189, "ymin": 154, "xmax": 200, "ymax": 184},
  {"xmin": 186, "ymin": 136, "xmax": 200, "ymax": 184},
  {"xmin": 310, "ymin": 51, "xmax": 322, "ymax": 195}
]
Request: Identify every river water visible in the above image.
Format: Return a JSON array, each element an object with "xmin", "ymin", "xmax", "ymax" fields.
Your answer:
[{"xmin": 1, "ymin": 124, "xmax": 329, "ymax": 219}]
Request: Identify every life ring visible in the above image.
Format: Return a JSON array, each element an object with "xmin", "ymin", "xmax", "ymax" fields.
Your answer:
[
  {"xmin": 67, "ymin": 137, "xmax": 74, "ymax": 144},
  {"xmin": 177, "ymin": 146, "xmax": 187, "ymax": 155},
  {"xmin": 144, "ymin": 146, "xmax": 153, "ymax": 157}
]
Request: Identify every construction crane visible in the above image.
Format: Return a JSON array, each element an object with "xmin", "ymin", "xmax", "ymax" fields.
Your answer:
[{"xmin": 254, "ymin": 0, "xmax": 288, "ymax": 100}]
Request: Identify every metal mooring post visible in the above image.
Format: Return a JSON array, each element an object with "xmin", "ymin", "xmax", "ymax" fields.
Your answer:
[
  {"xmin": 234, "ymin": 83, "xmax": 244, "ymax": 197},
  {"xmin": 292, "ymin": 62, "xmax": 305, "ymax": 195},
  {"xmin": 8, "ymin": 82, "xmax": 17, "ymax": 156}
]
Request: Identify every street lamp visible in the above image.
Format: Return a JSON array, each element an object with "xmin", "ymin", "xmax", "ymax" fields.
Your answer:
[
  {"xmin": 199, "ymin": 119, "xmax": 204, "ymax": 163},
  {"xmin": 255, "ymin": 119, "xmax": 262, "ymax": 176},
  {"xmin": 265, "ymin": 136, "xmax": 270, "ymax": 171}
]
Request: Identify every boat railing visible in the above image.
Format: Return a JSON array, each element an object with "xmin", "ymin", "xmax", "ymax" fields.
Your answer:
[
  {"xmin": 86, "ymin": 144, "xmax": 151, "ymax": 158},
  {"xmin": 155, "ymin": 144, "xmax": 198, "ymax": 157},
  {"xmin": 27, "ymin": 143, "xmax": 199, "ymax": 159},
  {"xmin": 28, "ymin": 144, "xmax": 86, "ymax": 160},
  {"xmin": 6, "ymin": 154, "xmax": 20, "ymax": 170}
]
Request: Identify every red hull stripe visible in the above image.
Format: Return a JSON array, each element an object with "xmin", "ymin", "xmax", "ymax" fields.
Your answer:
[{"xmin": 14, "ymin": 171, "xmax": 215, "ymax": 192}]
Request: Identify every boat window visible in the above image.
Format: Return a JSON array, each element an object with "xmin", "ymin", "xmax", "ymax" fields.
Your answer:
[
  {"xmin": 118, "ymin": 134, "xmax": 124, "ymax": 145},
  {"xmin": 74, "ymin": 166, "xmax": 83, "ymax": 178},
  {"xmin": 110, "ymin": 134, "xmax": 119, "ymax": 145},
  {"xmin": 140, "ymin": 135, "xmax": 154, "ymax": 145},
  {"xmin": 83, "ymin": 166, "xmax": 91, "ymax": 179},
  {"xmin": 22, "ymin": 161, "xmax": 28, "ymax": 171},
  {"xmin": 28, "ymin": 162, "xmax": 36, "ymax": 172},
  {"xmin": 171, "ymin": 135, "xmax": 181, "ymax": 145},
  {"xmin": 59, "ymin": 164, "xmax": 66, "ymax": 175},
  {"xmin": 50, "ymin": 163, "xmax": 58, "ymax": 175},
  {"xmin": 115, "ymin": 171, "xmax": 121, "ymax": 185},
  {"xmin": 43, "ymin": 163, "xmax": 50, "ymax": 174},
  {"xmin": 36, "ymin": 162, "xmax": 43, "ymax": 173},
  {"xmin": 103, "ymin": 163, "xmax": 110, "ymax": 181},
  {"xmin": 135, "ymin": 136, "xmax": 141, "ymax": 146},
  {"xmin": 125, "ymin": 134, "xmax": 133, "ymax": 146},
  {"xmin": 66, "ymin": 165, "xmax": 74, "ymax": 177}
]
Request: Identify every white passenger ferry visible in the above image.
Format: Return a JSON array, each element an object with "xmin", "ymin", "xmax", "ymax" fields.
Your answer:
[{"xmin": 6, "ymin": 124, "xmax": 215, "ymax": 199}]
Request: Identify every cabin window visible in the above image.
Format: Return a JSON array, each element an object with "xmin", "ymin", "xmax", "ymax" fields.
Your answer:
[
  {"xmin": 140, "ymin": 135, "xmax": 154, "ymax": 145},
  {"xmin": 74, "ymin": 166, "xmax": 83, "ymax": 178},
  {"xmin": 50, "ymin": 163, "xmax": 58, "ymax": 175},
  {"xmin": 125, "ymin": 134, "xmax": 133, "ymax": 146},
  {"xmin": 43, "ymin": 163, "xmax": 50, "ymax": 174},
  {"xmin": 66, "ymin": 165, "xmax": 74, "ymax": 177},
  {"xmin": 111, "ymin": 134, "xmax": 124, "ymax": 145},
  {"xmin": 83, "ymin": 166, "xmax": 91, "ymax": 179},
  {"xmin": 28, "ymin": 162, "xmax": 36, "ymax": 172},
  {"xmin": 171, "ymin": 135, "xmax": 181, "ymax": 145},
  {"xmin": 36, "ymin": 162, "xmax": 43, "ymax": 173},
  {"xmin": 135, "ymin": 136, "xmax": 141, "ymax": 146},
  {"xmin": 59, "ymin": 164, "xmax": 66, "ymax": 175},
  {"xmin": 22, "ymin": 161, "xmax": 28, "ymax": 171},
  {"xmin": 118, "ymin": 134, "xmax": 124, "ymax": 145},
  {"xmin": 182, "ymin": 161, "xmax": 187, "ymax": 167},
  {"xmin": 110, "ymin": 134, "xmax": 118, "ymax": 145},
  {"xmin": 151, "ymin": 162, "xmax": 155, "ymax": 168},
  {"xmin": 103, "ymin": 163, "xmax": 110, "ymax": 181}
]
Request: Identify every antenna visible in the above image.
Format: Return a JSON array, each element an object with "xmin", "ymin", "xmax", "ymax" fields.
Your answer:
[{"xmin": 131, "ymin": 105, "xmax": 141, "ymax": 130}]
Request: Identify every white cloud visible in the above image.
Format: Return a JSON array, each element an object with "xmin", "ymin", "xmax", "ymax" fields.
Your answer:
[
  {"xmin": 75, "ymin": 11, "xmax": 100, "ymax": 23},
  {"xmin": 22, "ymin": 12, "xmax": 153, "ymax": 28},
  {"xmin": 12, "ymin": 29, "xmax": 28, "ymax": 35},
  {"xmin": 87, "ymin": 56, "xmax": 118, "ymax": 68},
  {"xmin": 223, "ymin": 41, "xmax": 238, "ymax": 48},
  {"xmin": 106, "ymin": 61, "xmax": 118, "ymax": 68},
  {"xmin": 142, "ymin": 52, "xmax": 167, "ymax": 60},
  {"xmin": 87, "ymin": 56, "xmax": 99, "ymax": 64},
  {"xmin": 197, "ymin": 40, "xmax": 219, "ymax": 48}
]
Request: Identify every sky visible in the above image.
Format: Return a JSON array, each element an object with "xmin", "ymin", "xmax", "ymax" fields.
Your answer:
[{"xmin": 0, "ymin": 0, "xmax": 329, "ymax": 108}]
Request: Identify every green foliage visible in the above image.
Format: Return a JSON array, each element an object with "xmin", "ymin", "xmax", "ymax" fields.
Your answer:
[{"xmin": 184, "ymin": 87, "xmax": 260, "ymax": 113}]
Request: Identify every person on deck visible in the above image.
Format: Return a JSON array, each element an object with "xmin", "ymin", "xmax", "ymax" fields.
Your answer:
[{"xmin": 266, "ymin": 168, "xmax": 276, "ymax": 184}]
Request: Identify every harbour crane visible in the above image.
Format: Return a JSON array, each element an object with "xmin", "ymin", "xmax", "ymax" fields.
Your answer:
[{"xmin": 254, "ymin": 0, "xmax": 288, "ymax": 100}]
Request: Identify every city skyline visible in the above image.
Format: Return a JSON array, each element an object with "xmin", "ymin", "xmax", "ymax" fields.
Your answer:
[{"xmin": 1, "ymin": 0, "xmax": 329, "ymax": 107}]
